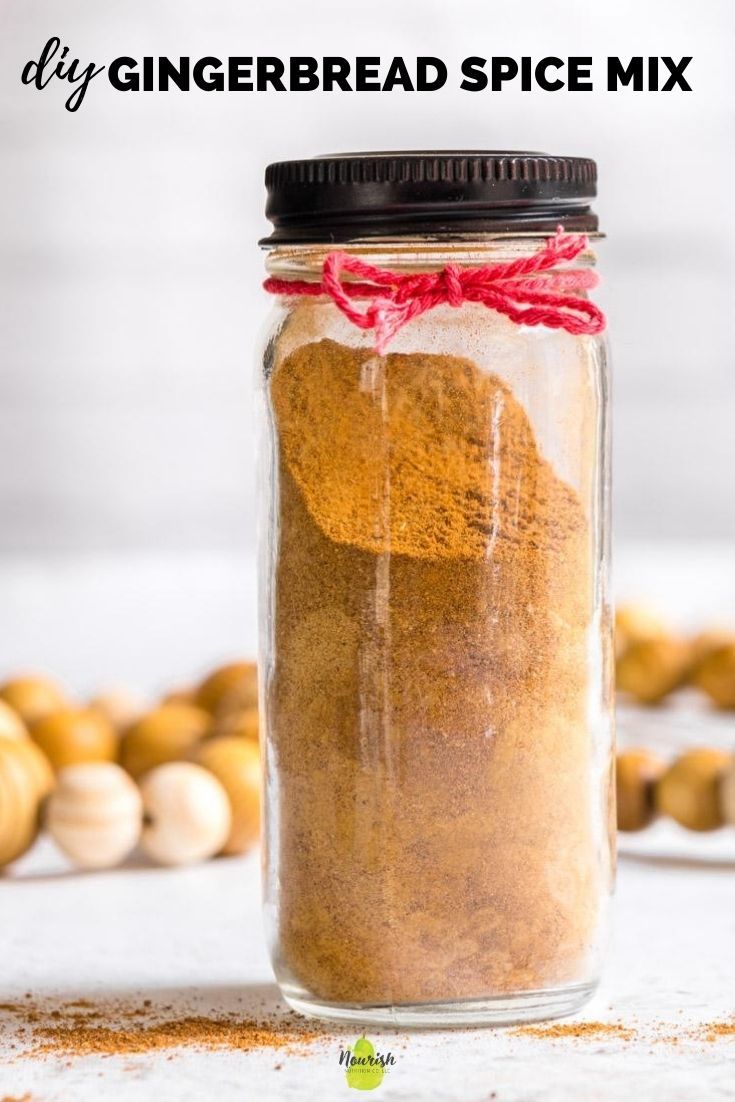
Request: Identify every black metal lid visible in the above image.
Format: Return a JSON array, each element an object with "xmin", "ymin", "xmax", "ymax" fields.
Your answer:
[{"xmin": 261, "ymin": 151, "xmax": 598, "ymax": 245}]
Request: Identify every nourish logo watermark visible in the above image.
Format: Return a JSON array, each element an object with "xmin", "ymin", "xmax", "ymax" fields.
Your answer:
[{"xmin": 339, "ymin": 1035, "xmax": 397, "ymax": 1091}]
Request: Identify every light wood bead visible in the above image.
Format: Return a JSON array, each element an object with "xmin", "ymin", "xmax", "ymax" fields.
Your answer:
[
  {"xmin": 139, "ymin": 762, "xmax": 231, "ymax": 866},
  {"xmin": 46, "ymin": 763, "xmax": 143, "ymax": 869},
  {"xmin": 88, "ymin": 688, "xmax": 145, "ymax": 733}
]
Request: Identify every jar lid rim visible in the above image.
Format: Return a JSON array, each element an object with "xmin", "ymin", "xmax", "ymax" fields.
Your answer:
[{"xmin": 261, "ymin": 151, "xmax": 599, "ymax": 245}]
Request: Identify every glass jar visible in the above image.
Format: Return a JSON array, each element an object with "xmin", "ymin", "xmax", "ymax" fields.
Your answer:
[{"xmin": 258, "ymin": 153, "xmax": 614, "ymax": 1027}]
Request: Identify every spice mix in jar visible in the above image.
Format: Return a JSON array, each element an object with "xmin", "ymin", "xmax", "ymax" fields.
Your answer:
[{"xmin": 257, "ymin": 152, "xmax": 614, "ymax": 1027}]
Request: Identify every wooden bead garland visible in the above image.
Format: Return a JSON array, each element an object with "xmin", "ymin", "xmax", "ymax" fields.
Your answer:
[{"xmin": 0, "ymin": 660, "xmax": 262, "ymax": 873}]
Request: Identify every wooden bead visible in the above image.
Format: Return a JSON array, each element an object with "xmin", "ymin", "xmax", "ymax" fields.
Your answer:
[
  {"xmin": 139, "ymin": 762, "xmax": 231, "ymax": 866},
  {"xmin": 690, "ymin": 642, "xmax": 735, "ymax": 709},
  {"xmin": 120, "ymin": 704, "xmax": 211, "ymax": 779},
  {"xmin": 212, "ymin": 706, "xmax": 260, "ymax": 743},
  {"xmin": 0, "ymin": 675, "xmax": 67, "ymax": 727},
  {"xmin": 30, "ymin": 708, "xmax": 117, "ymax": 771},
  {"xmin": 615, "ymin": 637, "xmax": 691, "ymax": 705},
  {"xmin": 686, "ymin": 629, "xmax": 735, "ymax": 680},
  {"xmin": 615, "ymin": 604, "xmax": 669, "ymax": 660},
  {"xmin": 9, "ymin": 736, "xmax": 55, "ymax": 802},
  {"xmin": 720, "ymin": 760, "xmax": 735, "ymax": 826},
  {"xmin": 88, "ymin": 688, "xmax": 145, "ymax": 733},
  {"xmin": 0, "ymin": 740, "xmax": 38, "ymax": 866},
  {"xmin": 46, "ymin": 763, "xmax": 142, "ymax": 869},
  {"xmin": 195, "ymin": 737, "xmax": 260, "ymax": 855},
  {"xmin": 160, "ymin": 687, "xmax": 196, "ymax": 707},
  {"xmin": 616, "ymin": 749, "xmax": 667, "ymax": 832},
  {"xmin": 655, "ymin": 749, "xmax": 732, "ymax": 831},
  {"xmin": 0, "ymin": 700, "xmax": 28, "ymax": 741},
  {"xmin": 0, "ymin": 736, "xmax": 53, "ymax": 866},
  {"xmin": 196, "ymin": 662, "xmax": 258, "ymax": 717}
]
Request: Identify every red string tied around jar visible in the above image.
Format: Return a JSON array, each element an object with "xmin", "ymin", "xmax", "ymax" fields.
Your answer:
[{"xmin": 264, "ymin": 227, "xmax": 606, "ymax": 355}]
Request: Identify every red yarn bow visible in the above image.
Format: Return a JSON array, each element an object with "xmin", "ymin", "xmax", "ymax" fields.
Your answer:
[{"xmin": 264, "ymin": 228, "xmax": 605, "ymax": 354}]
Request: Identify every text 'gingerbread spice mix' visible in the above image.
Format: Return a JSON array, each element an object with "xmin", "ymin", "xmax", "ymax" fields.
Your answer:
[{"xmin": 259, "ymin": 152, "xmax": 615, "ymax": 1027}]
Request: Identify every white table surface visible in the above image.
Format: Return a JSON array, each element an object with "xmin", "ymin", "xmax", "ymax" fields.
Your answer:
[{"xmin": 0, "ymin": 544, "xmax": 734, "ymax": 1100}]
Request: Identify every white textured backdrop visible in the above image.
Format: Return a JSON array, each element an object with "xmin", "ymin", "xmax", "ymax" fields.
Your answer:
[{"xmin": 0, "ymin": 0, "xmax": 732, "ymax": 558}]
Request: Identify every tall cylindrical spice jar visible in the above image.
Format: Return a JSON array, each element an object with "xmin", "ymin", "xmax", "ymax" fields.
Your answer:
[{"xmin": 258, "ymin": 152, "xmax": 614, "ymax": 1027}]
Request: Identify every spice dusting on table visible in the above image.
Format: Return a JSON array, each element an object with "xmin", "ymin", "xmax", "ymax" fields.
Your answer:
[
  {"xmin": 0, "ymin": 998, "xmax": 323, "ymax": 1060},
  {"xmin": 511, "ymin": 1021, "xmax": 636, "ymax": 1042},
  {"xmin": 30, "ymin": 1016, "xmax": 319, "ymax": 1059},
  {"xmin": 699, "ymin": 1019, "xmax": 735, "ymax": 1042},
  {"xmin": 510, "ymin": 1017, "xmax": 735, "ymax": 1046}
]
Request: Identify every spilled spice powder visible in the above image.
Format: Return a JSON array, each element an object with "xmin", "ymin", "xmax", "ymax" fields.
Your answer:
[
  {"xmin": 512, "ymin": 1017, "xmax": 735, "ymax": 1046},
  {"xmin": 266, "ymin": 336, "xmax": 611, "ymax": 1005},
  {"xmin": 29, "ymin": 1016, "xmax": 318, "ymax": 1059},
  {"xmin": 699, "ymin": 1020, "xmax": 735, "ymax": 1043},
  {"xmin": 511, "ymin": 1021, "xmax": 636, "ymax": 1042},
  {"xmin": 0, "ymin": 998, "xmax": 322, "ymax": 1061}
]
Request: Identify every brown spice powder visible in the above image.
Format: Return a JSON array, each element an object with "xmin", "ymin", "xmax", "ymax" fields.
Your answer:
[
  {"xmin": 511, "ymin": 1021, "xmax": 636, "ymax": 1042},
  {"xmin": 1, "ymin": 999, "xmax": 321, "ymax": 1061},
  {"xmin": 699, "ymin": 1020, "xmax": 735, "ymax": 1042},
  {"xmin": 29, "ymin": 1016, "xmax": 317, "ymax": 1058},
  {"xmin": 267, "ymin": 337, "xmax": 609, "ymax": 1005},
  {"xmin": 2, "ymin": 997, "xmax": 733, "ymax": 1060}
]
